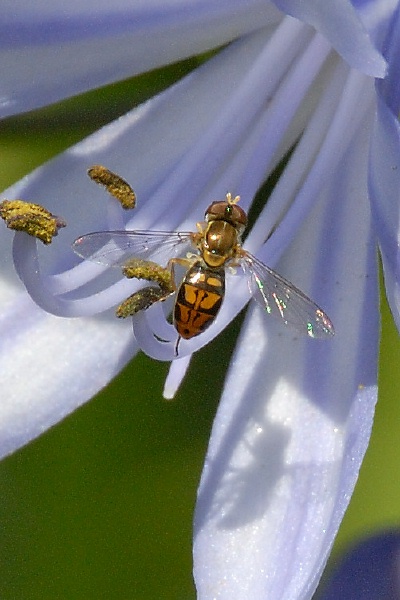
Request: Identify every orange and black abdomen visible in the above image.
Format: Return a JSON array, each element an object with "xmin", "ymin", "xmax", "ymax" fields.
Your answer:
[{"xmin": 174, "ymin": 262, "xmax": 225, "ymax": 339}]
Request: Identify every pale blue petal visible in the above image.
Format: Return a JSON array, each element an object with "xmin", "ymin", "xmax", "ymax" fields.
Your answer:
[
  {"xmin": 353, "ymin": 0, "xmax": 400, "ymax": 51},
  {"xmin": 369, "ymin": 96, "xmax": 400, "ymax": 331},
  {"xmin": 0, "ymin": 297, "xmax": 135, "ymax": 457},
  {"xmin": 194, "ymin": 119, "xmax": 379, "ymax": 599},
  {"xmin": 0, "ymin": 0, "xmax": 280, "ymax": 117},
  {"xmin": 271, "ymin": 0, "xmax": 387, "ymax": 76},
  {"xmin": 369, "ymin": 5, "xmax": 400, "ymax": 332},
  {"xmin": 377, "ymin": 2, "xmax": 400, "ymax": 111}
]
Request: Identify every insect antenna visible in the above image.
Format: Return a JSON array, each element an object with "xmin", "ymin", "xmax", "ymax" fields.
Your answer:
[{"xmin": 225, "ymin": 192, "xmax": 241, "ymax": 205}]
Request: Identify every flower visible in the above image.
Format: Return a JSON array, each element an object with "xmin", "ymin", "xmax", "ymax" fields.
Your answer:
[
  {"xmin": 318, "ymin": 530, "xmax": 400, "ymax": 599},
  {"xmin": 0, "ymin": 0, "xmax": 398, "ymax": 598}
]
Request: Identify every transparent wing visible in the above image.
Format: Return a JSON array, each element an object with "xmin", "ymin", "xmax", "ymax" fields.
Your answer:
[
  {"xmin": 72, "ymin": 230, "xmax": 194, "ymax": 268},
  {"xmin": 242, "ymin": 253, "xmax": 335, "ymax": 338}
]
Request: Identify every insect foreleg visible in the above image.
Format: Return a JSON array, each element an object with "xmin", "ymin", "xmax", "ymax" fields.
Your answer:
[{"xmin": 166, "ymin": 256, "xmax": 193, "ymax": 282}]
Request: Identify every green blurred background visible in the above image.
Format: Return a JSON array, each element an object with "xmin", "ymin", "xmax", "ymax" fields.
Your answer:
[{"xmin": 0, "ymin": 60, "xmax": 399, "ymax": 599}]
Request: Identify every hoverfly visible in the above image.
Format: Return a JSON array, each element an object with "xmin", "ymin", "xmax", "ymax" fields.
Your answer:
[{"xmin": 72, "ymin": 184, "xmax": 334, "ymax": 354}]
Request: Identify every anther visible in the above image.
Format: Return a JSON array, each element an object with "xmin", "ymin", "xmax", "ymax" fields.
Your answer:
[{"xmin": 0, "ymin": 199, "xmax": 66, "ymax": 244}]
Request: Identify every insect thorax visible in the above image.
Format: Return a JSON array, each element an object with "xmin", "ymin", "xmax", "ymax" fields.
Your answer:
[{"xmin": 201, "ymin": 220, "xmax": 240, "ymax": 268}]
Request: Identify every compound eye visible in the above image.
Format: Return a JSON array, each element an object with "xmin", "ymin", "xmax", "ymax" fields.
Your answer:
[
  {"xmin": 205, "ymin": 198, "xmax": 248, "ymax": 227},
  {"xmin": 228, "ymin": 204, "xmax": 247, "ymax": 226},
  {"xmin": 204, "ymin": 201, "xmax": 228, "ymax": 220}
]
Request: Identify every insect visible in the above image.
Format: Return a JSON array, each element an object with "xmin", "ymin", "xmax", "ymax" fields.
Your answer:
[{"xmin": 73, "ymin": 188, "xmax": 334, "ymax": 354}]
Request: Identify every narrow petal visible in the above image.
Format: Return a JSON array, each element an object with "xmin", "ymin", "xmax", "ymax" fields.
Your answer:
[
  {"xmin": 369, "ymin": 95, "xmax": 400, "ymax": 331},
  {"xmin": 194, "ymin": 118, "xmax": 379, "ymax": 598},
  {"xmin": 369, "ymin": 5, "xmax": 400, "ymax": 331},
  {"xmin": 0, "ymin": 0, "xmax": 280, "ymax": 117},
  {"xmin": 0, "ymin": 295, "xmax": 135, "ymax": 458},
  {"xmin": 354, "ymin": 0, "xmax": 400, "ymax": 51},
  {"xmin": 271, "ymin": 0, "xmax": 387, "ymax": 76}
]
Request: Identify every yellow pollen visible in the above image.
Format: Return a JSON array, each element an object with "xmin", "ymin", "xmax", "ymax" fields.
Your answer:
[
  {"xmin": 88, "ymin": 165, "xmax": 136, "ymax": 210},
  {"xmin": 0, "ymin": 199, "xmax": 66, "ymax": 244}
]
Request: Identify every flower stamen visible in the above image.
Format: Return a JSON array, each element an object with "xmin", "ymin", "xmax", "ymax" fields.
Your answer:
[
  {"xmin": 88, "ymin": 165, "xmax": 136, "ymax": 210},
  {"xmin": 117, "ymin": 258, "xmax": 175, "ymax": 317},
  {"xmin": 0, "ymin": 199, "xmax": 66, "ymax": 245}
]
